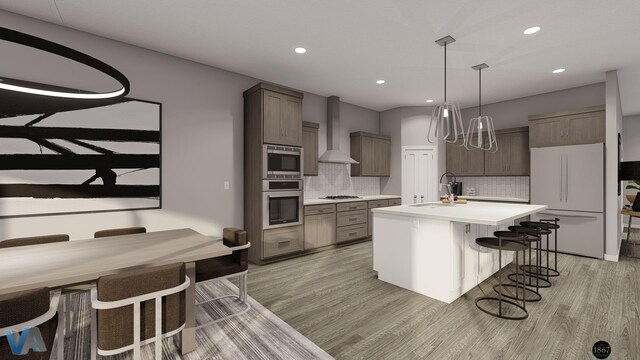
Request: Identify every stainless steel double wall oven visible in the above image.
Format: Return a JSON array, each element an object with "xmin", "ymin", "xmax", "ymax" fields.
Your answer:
[{"xmin": 262, "ymin": 145, "xmax": 303, "ymax": 229}]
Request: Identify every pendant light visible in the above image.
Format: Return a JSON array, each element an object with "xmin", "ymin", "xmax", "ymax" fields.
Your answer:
[
  {"xmin": 465, "ymin": 63, "xmax": 497, "ymax": 152},
  {"xmin": 428, "ymin": 35, "xmax": 465, "ymax": 145},
  {"xmin": 0, "ymin": 27, "xmax": 129, "ymax": 99}
]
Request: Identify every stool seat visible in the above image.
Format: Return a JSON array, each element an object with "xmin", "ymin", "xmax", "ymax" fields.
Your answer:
[
  {"xmin": 501, "ymin": 229, "xmax": 540, "ymax": 241},
  {"xmin": 517, "ymin": 223, "xmax": 552, "ymax": 235},
  {"xmin": 476, "ymin": 237, "xmax": 527, "ymax": 252},
  {"xmin": 520, "ymin": 221, "xmax": 558, "ymax": 232},
  {"xmin": 507, "ymin": 225, "xmax": 540, "ymax": 238},
  {"xmin": 491, "ymin": 231, "xmax": 528, "ymax": 241}
]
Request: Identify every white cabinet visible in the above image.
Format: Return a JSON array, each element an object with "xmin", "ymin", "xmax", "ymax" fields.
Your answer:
[
  {"xmin": 402, "ymin": 148, "xmax": 437, "ymax": 204},
  {"xmin": 452, "ymin": 222, "xmax": 512, "ymax": 295}
]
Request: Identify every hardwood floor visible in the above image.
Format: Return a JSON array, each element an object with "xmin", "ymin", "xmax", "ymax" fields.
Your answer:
[{"xmin": 242, "ymin": 241, "xmax": 640, "ymax": 360}]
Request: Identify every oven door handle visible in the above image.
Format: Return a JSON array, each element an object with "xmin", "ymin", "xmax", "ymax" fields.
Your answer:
[{"xmin": 269, "ymin": 149, "xmax": 300, "ymax": 156}]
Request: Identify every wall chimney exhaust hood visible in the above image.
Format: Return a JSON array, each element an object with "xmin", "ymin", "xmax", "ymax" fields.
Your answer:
[{"xmin": 318, "ymin": 96, "xmax": 359, "ymax": 164}]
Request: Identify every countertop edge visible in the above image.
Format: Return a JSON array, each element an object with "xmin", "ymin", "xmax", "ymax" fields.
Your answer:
[
  {"xmin": 304, "ymin": 195, "xmax": 401, "ymax": 206},
  {"xmin": 372, "ymin": 204, "xmax": 549, "ymax": 226}
]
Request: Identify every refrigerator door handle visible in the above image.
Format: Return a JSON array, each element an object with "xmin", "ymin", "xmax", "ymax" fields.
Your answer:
[
  {"xmin": 560, "ymin": 155, "xmax": 564, "ymax": 202},
  {"xmin": 565, "ymin": 154, "xmax": 569, "ymax": 202}
]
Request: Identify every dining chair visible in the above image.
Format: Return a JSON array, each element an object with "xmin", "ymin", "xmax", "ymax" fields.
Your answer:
[
  {"xmin": 90, "ymin": 262, "xmax": 189, "ymax": 360},
  {"xmin": 194, "ymin": 228, "xmax": 251, "ymax": 328},
  {"xmin": 94, "ymin": 227, "xmax": 147, "ymax": 238},
  {"xmin": 0, "ymin": 287, "xmax": 63, "ymax": 360},
  {"xmin": 0, "ymin": 234, "xmax": 76, "ymax": 339},
  {"xmin": 0, "ymin": 234, "xmax": 69, "ymax": 249}
]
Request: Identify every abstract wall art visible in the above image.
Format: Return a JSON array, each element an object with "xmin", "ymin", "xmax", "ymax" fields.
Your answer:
[{"xmin": 0, "ymin": 95, "xmax": 161, "ymax": 217}]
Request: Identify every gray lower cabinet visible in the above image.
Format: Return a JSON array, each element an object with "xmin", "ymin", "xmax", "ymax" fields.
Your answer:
[
  {"xmin": 263, "ymin": 225, "xmax": 304, "ymax": 259},
  {"xmin": 304, "ymin": 204, "xmax": 336, "ymax": 249},
  {"xmin": 336, "ymin": 201, "xmax": 368, "ymax": 243},
  {"xmin": 337, "ymin": 224, "xmax": 367, "ymax": 243},
  {"xmin": 368, "ymin": 200, "xmax": 389, "ymax": 236},
  {"xmin": 529, "ymin": 105, "xmax": 605, "ymax": 148}
]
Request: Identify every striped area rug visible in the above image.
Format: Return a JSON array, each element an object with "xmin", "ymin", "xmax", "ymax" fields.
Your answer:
[{"xmin": 60, "ymin": 279, "xmax": 333, "ymax": 359}]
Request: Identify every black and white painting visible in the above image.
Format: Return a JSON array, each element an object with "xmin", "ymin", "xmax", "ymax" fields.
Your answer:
[{"xmin": 0, "ymin": 97, "xmax": 161, "ymax": 217}]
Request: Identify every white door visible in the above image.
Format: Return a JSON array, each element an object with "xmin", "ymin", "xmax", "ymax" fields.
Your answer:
[{"xmin": 402, "ymin": 148, "xmax": 437, "ymax": 204}]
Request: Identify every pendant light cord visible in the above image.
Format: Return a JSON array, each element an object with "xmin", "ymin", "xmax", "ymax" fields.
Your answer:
[
  {"xmin": 444, "ymin": 42, "xmax": 447, "ymax": 102},
  {"xmin": 478, "ymin": 68, "xmax": 482, "ymax": 117}
]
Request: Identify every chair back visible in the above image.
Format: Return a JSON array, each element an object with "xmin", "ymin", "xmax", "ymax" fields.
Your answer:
[
  {"xmin": 94, "ymin": 227, "xmax": 146, "ymax": 238},
  {"xmin": 223, "ymin": 228, "xmax": 248, "ymax": 270},
  {"xmin": 95, "ymin": 263, "xmax": 185, "ymax": 351},
  {"xmin": 0, "ymin": 234, "xmax": 69, "ymax": 249},
  {"xmin": 0, "ymin": 288, "xmax": 58, "ymax": 359}
]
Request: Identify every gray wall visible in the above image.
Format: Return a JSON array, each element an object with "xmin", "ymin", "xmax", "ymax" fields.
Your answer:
[
  {"xmin": 605, "ymin": 71, "xmax": 623, "ymax": 260},
  {"xmin": 380, "ymin": 107, "xmax": 446, "ymax": 197},
  {"xmin": 461, "ymin": 83, "xmax": 605, "ymax": 129},
  {"xmin": 623, "ymin": 115, "xmax": 640, "ymax": 162},
  {"xmin": 0, "ymin": 11, "xmax": 380, "ymax": 240}
]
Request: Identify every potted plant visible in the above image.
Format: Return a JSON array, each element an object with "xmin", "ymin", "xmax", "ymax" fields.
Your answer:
[{"xmin": 625, "ymin": 180, "xmax": 640, "ymax": 204}]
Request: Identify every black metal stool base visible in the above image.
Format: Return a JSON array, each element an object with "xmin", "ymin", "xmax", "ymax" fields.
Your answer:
[
  {"xmin": 493, "ymin": 283, "xmax": 542, "ymax": 302},
  {"xmin": 520, "ymin": 264, "xmax": 560, "ymax": 277},
  {"xmin": 508, "ymin": 273, "xmax": 552, "ymax": 288},
  {"xmin": 475, "ymin": 297, "xmax": 528, "ymax": 320}
]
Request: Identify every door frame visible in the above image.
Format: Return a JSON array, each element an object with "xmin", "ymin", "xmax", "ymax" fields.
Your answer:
[{"xmin": 401, "ymin": 146, "xmax": 438, "ymax": 204}]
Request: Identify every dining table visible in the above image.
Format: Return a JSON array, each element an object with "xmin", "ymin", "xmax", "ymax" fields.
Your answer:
[{"xmin": 0, "ymin": 228, "xmax": 232, "ymax": 355}]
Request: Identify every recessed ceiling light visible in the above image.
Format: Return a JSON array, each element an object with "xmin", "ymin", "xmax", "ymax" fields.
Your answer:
[
  {"xmin": 552, "ymin": 68, "xmax": 566, "ymax": 74},
  {"xmin": 376, "ymin": 80, "xmax": 386, "ymax": 84},
  {"xmin": 426, "ymin": 99, "xmax": 434, "ymax": 103},
  {"xmin": 523, "ymin": 26, "xmax": 541, "ymax": 35},
  {"xmin": 294, "ymin": 47, "xmax": 307, "ymax": 54}
]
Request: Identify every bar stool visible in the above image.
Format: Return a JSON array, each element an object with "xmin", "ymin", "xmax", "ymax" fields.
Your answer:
[
  {"xmin": 494, "ymin": 230, "xmax": 542, "ymax": 302},
  {"xmin": 521, "ymin": 221, "xmax": 560, "ymax": 281},
  {"xmin": 529, "ymin": 219, "xmax": 561, "ymax": 277},
  {"xmin": 475, "ymin": 234, "xmax": 528, "ymax": 321},
  {"xmin": 508, "ymin": 225, "xmax": 553, "ymax": 289}
]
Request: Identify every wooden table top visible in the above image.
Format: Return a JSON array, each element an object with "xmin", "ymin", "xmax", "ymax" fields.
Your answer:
[
  {"xmin": 621, "ymin": 207, "xmax": 640, "ymax": 217},
  {"xmin": 0, "ymin": 228, "xmax": 230, "ymax": 295}
]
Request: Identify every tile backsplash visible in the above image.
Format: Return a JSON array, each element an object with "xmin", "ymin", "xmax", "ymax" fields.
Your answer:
[
  {"xmin": 304, "ymin": 163, "xmax": 380, "ymax": 200},
  {"xmin": 459, "ymin": 176, "xmax": 530, "ymax": 199}
]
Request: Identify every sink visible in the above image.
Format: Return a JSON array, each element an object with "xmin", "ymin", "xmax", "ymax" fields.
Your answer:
[{"xmin": 409, "ymin": 203, "xmax": 450, "ymax": 208}]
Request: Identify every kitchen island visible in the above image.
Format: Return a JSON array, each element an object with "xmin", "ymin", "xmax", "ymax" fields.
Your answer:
[{"xmin": 371, "ymin": 201, "xmax": 548, "ymax": 303}]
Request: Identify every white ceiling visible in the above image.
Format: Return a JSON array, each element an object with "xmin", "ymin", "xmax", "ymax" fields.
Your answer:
[{"xmin": 1, "ymin": 0, "xmax": 640, "ymax": 114}]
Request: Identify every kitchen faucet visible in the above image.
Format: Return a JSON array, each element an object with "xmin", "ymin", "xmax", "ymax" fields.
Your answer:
[{"xmin": 439, "ymin": 172, "xmax": 456, "ymax": 206}]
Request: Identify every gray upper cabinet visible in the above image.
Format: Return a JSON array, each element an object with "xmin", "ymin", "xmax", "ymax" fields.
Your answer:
[
  {"xmin": 484, "ymin": 127, "xmax": 530, "ymax": 176},
  {"xmin": 350, "ymin": 132, "xmax": 391, "ymax": 177},
  {"xmin": 245, "ymin": 83, "xmax": 304, "ymax": 147},
  {"xmin": 446, "ymin": 140, "xmax": 485, "ymax": 176},
  {"xmin": 529, "ymin": 105, "xmax": 605, "ymax": 148},
  {"xmin": 302, "ymin": 121, "xmax": 319, "ymax": 176}
]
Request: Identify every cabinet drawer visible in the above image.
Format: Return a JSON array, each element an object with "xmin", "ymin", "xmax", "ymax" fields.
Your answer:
[
  {"xmin": 304, "ymin": 204, "xmax": 336, "ymax": 216},
  {"xmin": 337, "ymin": 209, "xmax": 367, "ymax": 227},
  {"xmin": 337, "ymin": 224, "xmax": 368, "ymax": 243},
  {"xmin": 368, "ymin": 200, "xmax": 389, "ymax": 209},
  {"xmin": 337, "ymin": 201, "xmax": 367, "ymax": 212},
  {"xmin": 388, "ymin": 198, "xmax": 401, "ymax": 206},
  {"xmin": 263, "ymin": 225, "xmax": 304, "ymax": 259}
]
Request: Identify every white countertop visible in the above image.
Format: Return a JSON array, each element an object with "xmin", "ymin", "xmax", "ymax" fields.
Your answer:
[
  {"xmin": 304, "ymin": 195, "xmax": 401, "ymax": 206},
  {"xmin": 371, "ymin": 201, "xmax": 547, "ymax": 226},
  {"xmin": 456, "ymin": 195, "xmax": 529, "ymax": 203}
]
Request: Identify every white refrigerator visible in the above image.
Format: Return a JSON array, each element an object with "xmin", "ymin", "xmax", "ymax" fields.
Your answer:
[{"xmin": 530, "ymin": 143, "xmax": 605, "ymax": 258}]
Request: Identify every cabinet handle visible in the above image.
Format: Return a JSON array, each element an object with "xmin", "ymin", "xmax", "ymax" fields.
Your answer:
[
  {"xmin": 349, "ymin": 232, "xmax": 357, "ymax": 237},
  {"xmin": 349, "ymin": 218, "xmax": 357, "ymax": 222},
  {"xmin": 277, "ymin": 240, "xmax": 291, "ymax": 248}
]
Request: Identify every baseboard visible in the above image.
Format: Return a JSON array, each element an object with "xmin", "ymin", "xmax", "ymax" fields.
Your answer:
[{"xmin": 604, "ymin": 253, "xmax": 619, "ymax": 262}]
